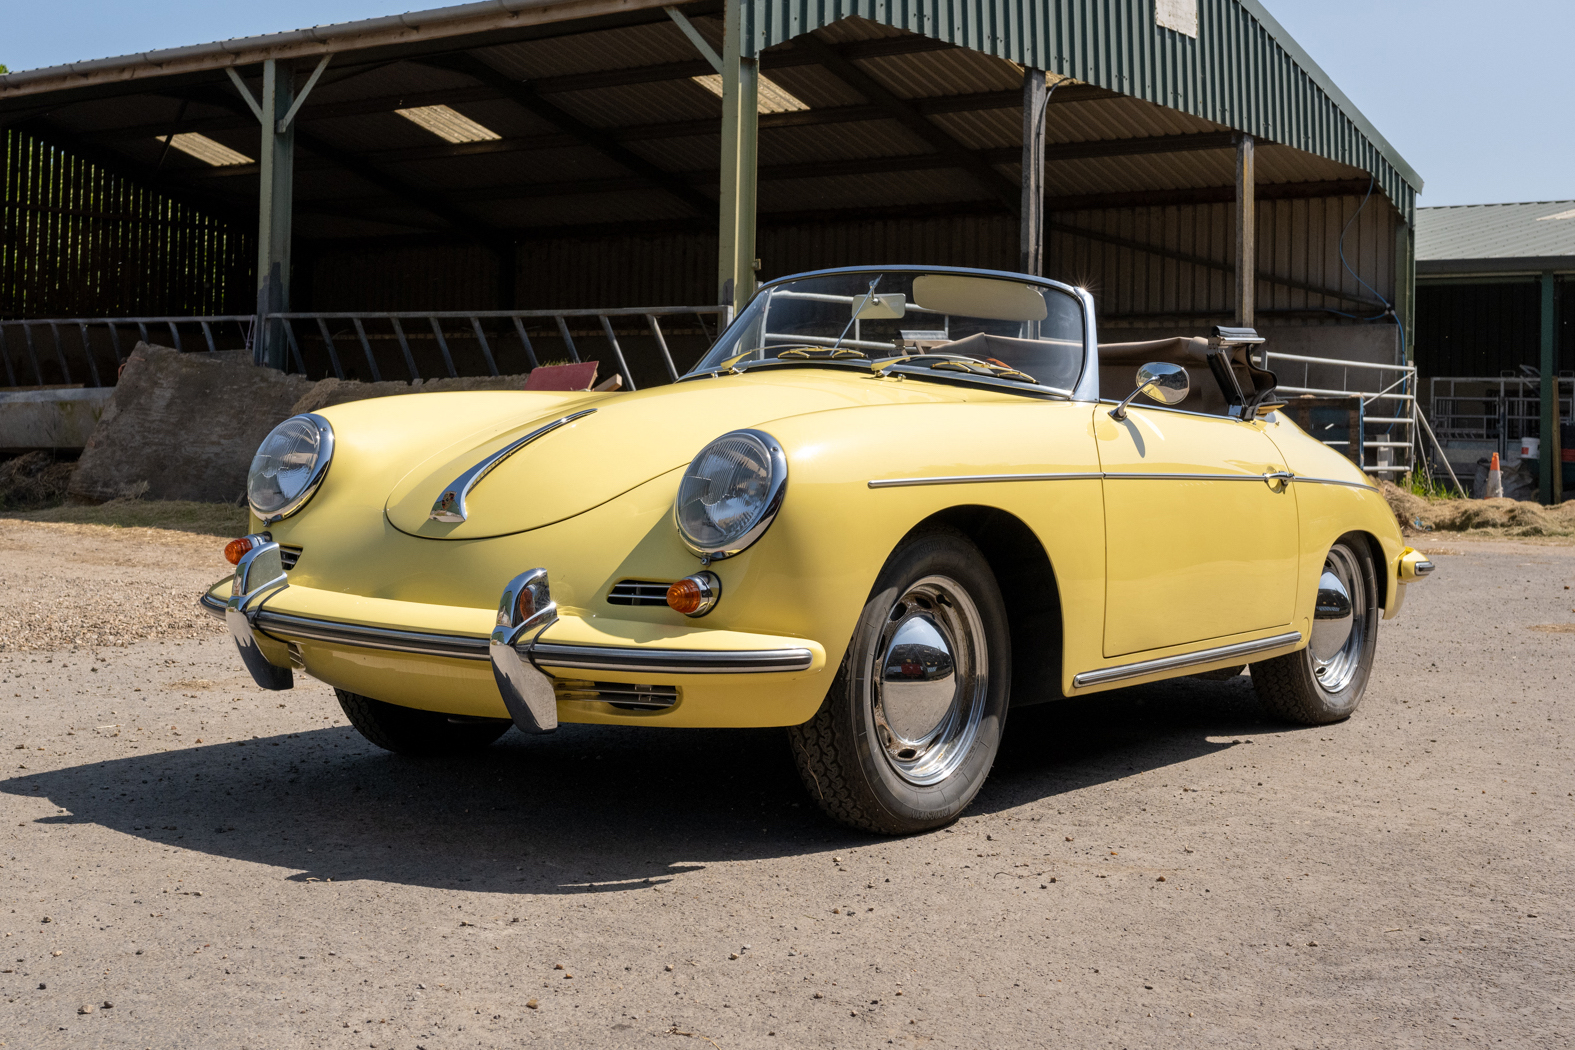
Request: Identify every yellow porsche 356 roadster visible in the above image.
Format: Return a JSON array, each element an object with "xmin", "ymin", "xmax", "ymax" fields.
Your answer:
[{"xmin": 203, "ymin": 265, "xmax": 1433, "ymax": 833}]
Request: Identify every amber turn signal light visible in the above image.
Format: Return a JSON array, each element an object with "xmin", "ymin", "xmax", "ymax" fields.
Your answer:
[
  {"xmin": 224, "ymin": 532, "xmax": 271, "ymax": 565},
  {"xmin": 666, "ymin": 572, "xmax": 721, "ymax": 617}
]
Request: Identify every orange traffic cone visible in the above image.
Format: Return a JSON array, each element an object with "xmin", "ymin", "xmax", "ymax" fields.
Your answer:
[{"xmin": 1486, "ymin": 451, "xmax": 1504, "ymax": 499}]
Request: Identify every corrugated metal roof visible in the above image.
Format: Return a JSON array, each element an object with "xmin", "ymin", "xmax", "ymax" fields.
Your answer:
[
  {"xmin": 1416, "ymin": 202, "xmax": 1575, "ymax": 264},
  {"xmin": 745, "ymin": 0, "xmax": 1421, "ymax": 213},
  {"xmin": 0, "ymin": 0, "xmax": 1412, "ymax": 330}
]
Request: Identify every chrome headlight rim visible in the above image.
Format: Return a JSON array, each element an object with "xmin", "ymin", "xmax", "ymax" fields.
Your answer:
[
  {"xmin": 248, "ymin": 413, "xmax": 335, "ymax": 525},
  {"xmin": 674, "ymin": 428, "xmax": 788, "ymax": 561}
]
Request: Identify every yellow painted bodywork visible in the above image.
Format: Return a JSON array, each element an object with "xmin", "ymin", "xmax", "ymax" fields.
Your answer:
[{"xmin": 238, "ymin": 367, "xmax": 1410, "ymax": 727}]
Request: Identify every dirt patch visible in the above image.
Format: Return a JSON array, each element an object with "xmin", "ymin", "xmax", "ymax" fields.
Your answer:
[
  {"xmin": 1529, "ymin": 623, "xmax": 1575, "ymax": 634},
  {"xmin": 5, "ymin": 498, "xmax": 248, "ymax": 536},
  {"xmin": 0, "ymin": 519, "xmax": 229, "ymax": 651},
  {"xmin": 1380, "ymin": 480, "xmax": 1575, "ymax": 540}
]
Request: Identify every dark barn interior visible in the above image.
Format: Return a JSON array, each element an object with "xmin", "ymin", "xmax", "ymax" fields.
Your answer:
[{"xmin": 1, "ymin": 0, "xmax": 1420, "ymax": 392}]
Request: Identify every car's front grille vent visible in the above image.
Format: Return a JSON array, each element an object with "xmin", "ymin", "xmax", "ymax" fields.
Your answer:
[
  {"xmin": 279, "ymin": 546, "xmax": 302, "ymax": 570},
  {"xmin": 555, "ymin": 681, "xmax": 679, "ymax": 710},
  {"xmin": 606, "ymin": 579, "xmax": 672, "ymax": 606}
]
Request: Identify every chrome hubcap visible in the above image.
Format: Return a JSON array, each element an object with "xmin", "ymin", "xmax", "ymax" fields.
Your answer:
[
  {"xmin": 871, "ymin": 576, "xmax": 987, "ymax": 785},
  {"xmin": 1308, "ymin": 546, "xmax": 1366, "ymax": 693}
]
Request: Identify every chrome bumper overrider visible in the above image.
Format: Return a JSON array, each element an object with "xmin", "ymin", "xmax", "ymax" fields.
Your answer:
[
  {"xmin": 201, "ymin": 566, "xmax": 816, "ymax": 731},
  {"xmin": 222, "ymin": 541, "xmax": 294, "ymax": 692}
]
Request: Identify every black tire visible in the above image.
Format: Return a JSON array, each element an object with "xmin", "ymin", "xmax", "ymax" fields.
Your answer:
[
  {"xmin": 1251, "ymin": 533, "xmax": 1379, "ymax": 725},
  {"xmin": 336, "ymin": 689, "xmax": 511, "ymax": 755},
  {"xmin": 788, "ymin": 526, "xmax": 1011, "ymax": 834}
]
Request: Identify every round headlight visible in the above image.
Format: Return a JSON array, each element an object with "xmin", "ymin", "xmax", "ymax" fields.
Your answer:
[
  {"xmin": 247, "ymin": 413, "xmax": 334, "ymax": 523},
  {"xmin": 674, "ymin": 429, "xmax": 787, "ymax": 559}
]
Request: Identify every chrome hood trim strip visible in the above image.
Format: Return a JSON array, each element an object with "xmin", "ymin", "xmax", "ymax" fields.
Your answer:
[
  {"xmin": 429, "ymin": 408, "xmax": 597, "ymax": 523},
  {"xmin": 1072, "ymin": 631, "xmax": 1302, "ymax": 689}
]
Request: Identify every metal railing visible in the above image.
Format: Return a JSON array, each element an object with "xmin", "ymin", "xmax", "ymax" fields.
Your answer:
[
  {"xmin": 0, "ymin": 306, "xmax": 727, "ymax": 391},
  {"xmin": 1263, "ymin": 349, "xmax": 1418, "ymax": 477},
  {"xmin": 1428, "ymin": 375, "xmax": 1575, "ymax": 459}
]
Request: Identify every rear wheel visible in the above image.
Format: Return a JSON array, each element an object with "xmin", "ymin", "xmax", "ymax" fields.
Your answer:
[
  {"xmin": 788, "ymin": 527, "xmax": 1010, "ymax": 834},
  {"xmin": 1251, "ymin": 535, "xmax": 1379, "ymax": 725},
  {"xmin": 336, "ymin": 689, "xmax": 511, "ymax": 755}
]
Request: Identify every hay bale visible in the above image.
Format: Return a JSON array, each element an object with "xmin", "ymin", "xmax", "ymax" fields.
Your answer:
[
  {"xmin": 68, "ymin": 344, "xmax": 315, "ymax": 504},
  {"xmin": 0, "ymin": 451, "xmax": 76, "ymax": 509},
  {"xmin": 1380, "ymin": 480, "xmax": 1575, "ymax": 538}
]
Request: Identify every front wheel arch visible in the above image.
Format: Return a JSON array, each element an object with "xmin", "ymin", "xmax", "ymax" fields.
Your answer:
[{"xmin": 911, "ymin": 505, "xmax": 1064, "ymax": 707}]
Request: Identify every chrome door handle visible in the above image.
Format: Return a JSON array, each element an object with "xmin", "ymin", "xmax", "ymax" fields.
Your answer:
[{"xmin": 1262, "ymin": 470, "xmax": 1293, "ymax": 488}]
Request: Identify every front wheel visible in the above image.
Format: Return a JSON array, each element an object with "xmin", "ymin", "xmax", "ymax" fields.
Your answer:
[
  {"xmin": 788, "ymin": 527, "xmax": 1010, "ymax": 834},
  {"xmin": 1251, "ymin": 535, "xmax": 1379, "ymax": 725},
  {"xmin": 336, "ymin": 689, "xmax": 511, "ymax": 755}
]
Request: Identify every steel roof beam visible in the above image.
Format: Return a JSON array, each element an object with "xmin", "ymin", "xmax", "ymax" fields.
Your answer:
[
  {"xmin": 414, "ymin": 52, "xmax": 714, "ymax": 217},
  {"xmin": 299, "ymin": 131, "xmax": 1246, "ymax": 205},
  {"xmin": 787, "ymin": 32, "xmax": 1022, "ymax": 216},
  {"xmin": 175, "ymin": 92, "xmax": 1049, "ymax": 179},
  {"xmin": 166, "ymin": 83, "xmax": 513, "ymax": 243},
  {"xmin": 92, "ymin": 83, "xmax": 1089, "ymax": 149},
  {"xmin": 296, "ymin": 180, "xmax": 1397, "ymax": 252}
]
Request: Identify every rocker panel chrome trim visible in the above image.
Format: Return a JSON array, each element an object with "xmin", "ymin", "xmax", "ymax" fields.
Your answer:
[{"xmin": 1072, "ymin": 631, "xmax": 1303, "ymax": 689}]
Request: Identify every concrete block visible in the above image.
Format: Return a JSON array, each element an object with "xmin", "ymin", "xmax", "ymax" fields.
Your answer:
[
  {"xmin": 0, "ymin": 387, "xmax": 114, "ymax": 451},
  {"xmin": 69, "ymin": 343, "xmax": 315, "ymax": 504}
]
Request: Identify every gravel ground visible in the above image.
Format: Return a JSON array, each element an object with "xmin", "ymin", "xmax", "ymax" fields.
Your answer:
[{"xmin": 1, "ymin": 526, "xmax": 1572, "ymax": 1049}]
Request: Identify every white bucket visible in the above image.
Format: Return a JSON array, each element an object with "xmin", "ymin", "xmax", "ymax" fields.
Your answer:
[{"xmin": 1522, "ymin": 437, "xmax": 1541, "ymax": 460}]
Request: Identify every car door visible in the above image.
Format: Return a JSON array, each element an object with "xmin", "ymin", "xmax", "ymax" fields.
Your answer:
[{"xmin": 1095, "ymin": 405, "xmax": 1299, "ymax": 658}]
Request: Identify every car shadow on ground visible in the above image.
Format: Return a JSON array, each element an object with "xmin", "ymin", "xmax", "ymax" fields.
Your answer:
[{"xmin": 5, "ymin": 674, "xmax": 1296, "ymax": 895}]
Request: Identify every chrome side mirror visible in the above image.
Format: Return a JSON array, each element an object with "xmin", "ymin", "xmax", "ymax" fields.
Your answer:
[{"xmin": 1109, "ymin": 362, "xmax": 1190, "ymax": 421}]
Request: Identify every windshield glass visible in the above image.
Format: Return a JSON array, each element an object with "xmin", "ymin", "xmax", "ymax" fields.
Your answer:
[{"xmin": 687, "ymin": 270, "xmax": 1087, "ymax": 393}]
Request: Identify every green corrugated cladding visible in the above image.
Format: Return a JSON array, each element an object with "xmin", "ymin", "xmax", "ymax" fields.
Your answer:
[{"xmin": 742, "ymin": 0, "xmax": 1421, "ymax": 222}]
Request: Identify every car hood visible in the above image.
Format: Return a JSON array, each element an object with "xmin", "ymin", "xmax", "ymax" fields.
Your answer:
[{"xmin": 382, "ymin": 370, "xmax": 963, "ymax": 540}]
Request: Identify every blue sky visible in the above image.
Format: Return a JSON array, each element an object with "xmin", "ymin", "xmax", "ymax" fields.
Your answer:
[{"xmin": 2, "ymin": 0, "xmax": 1570, "ymax": 207}]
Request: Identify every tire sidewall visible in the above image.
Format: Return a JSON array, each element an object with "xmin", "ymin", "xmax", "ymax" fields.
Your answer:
[
  {"xmin": 1303, "ymin": 534, "xmax": 1379, "ymax": 718},
  {"xmin": 837, "ymin": 528, "xmax": 1011, "ymax": 829}
]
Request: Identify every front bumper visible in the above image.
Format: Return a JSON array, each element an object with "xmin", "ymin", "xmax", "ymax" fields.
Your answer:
[{"xmin": 200, "ymin": 570, "xmax": 827, "ymax": 728}]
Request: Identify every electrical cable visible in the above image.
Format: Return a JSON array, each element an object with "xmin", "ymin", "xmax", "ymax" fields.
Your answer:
[{"xmin": 1338, "ymin": 173, "xmax": 1408, "ymax": 362}]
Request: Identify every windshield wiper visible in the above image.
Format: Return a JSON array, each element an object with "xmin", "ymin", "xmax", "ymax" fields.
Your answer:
[
  {"xmin": 870, "ymin": 354, "xmax": 1060, "ymax": 394},
  {"xmin": 776, "ymin": 347, "xmax": 868, "ymax": 360}
]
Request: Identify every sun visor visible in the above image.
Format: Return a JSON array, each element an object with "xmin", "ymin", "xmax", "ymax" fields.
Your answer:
[{"xmin": 912, "ymin": 275, "xmax": 1048, "ymax": 322}]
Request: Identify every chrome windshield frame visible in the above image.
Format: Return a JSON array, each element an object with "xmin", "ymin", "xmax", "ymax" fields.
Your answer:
[{"xmin": 693, "ymin": 265, "xmax": 1100, "ymax": 402}]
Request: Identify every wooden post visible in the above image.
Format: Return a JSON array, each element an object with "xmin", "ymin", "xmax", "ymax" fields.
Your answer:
[
  {"xmin": 1541, "ymin": 272, "xmax": 1563, "ymax": 504},
  {"xmin": 716, "ymin": 0, "xmax": 759, "ymax": 319},
  {"xmin": 1020, "ymin": 70, "xmax": 1046, "ymax": 276},
  {"xmin": 1235, "ymin": 133, "xmax": 1255, "ymax": 328},
  {"xmin": 255, "ymin": 59, "xmax": 295, "ymax": 369}
]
